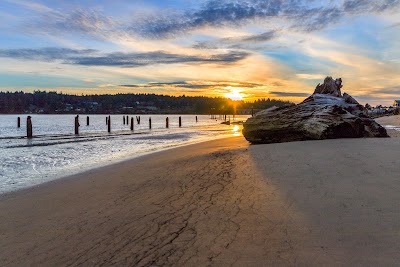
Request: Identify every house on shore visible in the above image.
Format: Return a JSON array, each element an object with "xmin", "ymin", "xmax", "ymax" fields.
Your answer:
[{"xmin": 394, "ymin": 100, "xmax": 400, "ymax": 107}]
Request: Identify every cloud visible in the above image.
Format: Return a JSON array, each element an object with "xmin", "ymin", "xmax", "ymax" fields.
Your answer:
[
  {"xmin": 120, "ymin": 80, "xmax": 264, "ymax": 90},
  {"xmin": 72, "ymin": 51, "xmax": 249, "ymax": 66},
  {"xmin": 370, "ymin": 86, "xmax": 400, "ymax": 95},
  {"xmin": 237, "ymin": 31, "xmax": 278, "ymax": 43},
  {"xmin": 271, "ymin": 81, "xmax": 285, "ymax": 87},
  {"xmin": 17, "ymin": 0, "xmax": 400, "ymax": 42},
  {"xmin": 296, "ymin": 74, "xmax": 326, "ymax": 80},
  {"xmin": 0, "ymin": 47, "xmax": 249, "ymax": 67},
  {"xmin": 5, "ymin": 0, "xmax": 53, "ymax": 13},
  {"xmin": 98, "ymin": 83, "xmax": 116, "ymax": 88},
  {"xmin": 270, "ymin": 91, "xmax": 310, "ymax": 97},
  {"xmin": 220, "ymin": 30, "xmax": 278, "ymax": 44},
  {"xmin": 386, "ymin": 22, "xmax": 400, "ymax": 28},
  {"xmin": 130, "ymin": 0, "xmax": 400, "ymax": 39},
  {"xmin": 0, "ymin": 47, "xmax": 97, "ymax": 61},
  {"xmin": 343, "ymin": 0, "xmax": 399, "ymax": 13},
  {"xmin": 26, "ymin": 7, "xmax": 118, "ymax": 39},
  {"xmin": 192, "ymin": 30, "xmax": 279, "ymax": 51}
]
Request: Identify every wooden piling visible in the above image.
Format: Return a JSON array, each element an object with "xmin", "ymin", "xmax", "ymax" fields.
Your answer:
[
  {"xmin": 251, "ymin": 108, "xmax": 254, "ymax": 117},
  {"xmin": 149, "ymin": 117, "xmax": 152, "ymax": 129},
  {"xmin": 17, "ymin": 117, "xmax": 21, "ymax": 128},
  {"xmin": 27, "ymin": 116, "xmax": 32, "ymax": 138},
  {"xmin": 179, "ymin": 116, "xmax": 182, "ymax": 127},
  {"xmin": 87, "ymin": 116, "xmax": 89, "ymax": 126},
  {"xmin": 123, "ymin": 116, "xmax": 126, "ymax": 125},
  {"xmin": 196, "ymin": 116, "xmax": 198, "ymax": 123},
  {"xmin": 106, "ymin": 116, "xmax": 108, "ymax": 125},
  {"xmin": 166, "ymin": 117, "xmax": 169, "ymax": 128},
  {"xmin": 126, "ymin": 116, "xmax": 129, "ymax": 124},
  {"xmin": 108, "ymin": 116, "xmax": 111, "ymax": 133},
  {"xmin": 130, "ymin": 117, "xmax": 134, "ymax": 131},
  {"xmin": 75, "ymin": 115, "xmax": 80, "ymax": 135}
]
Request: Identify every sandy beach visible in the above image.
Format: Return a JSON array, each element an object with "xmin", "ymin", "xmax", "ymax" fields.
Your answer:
[{"xmin": 1, "ymin": 133, "xmax": 400, "ymax": 266}]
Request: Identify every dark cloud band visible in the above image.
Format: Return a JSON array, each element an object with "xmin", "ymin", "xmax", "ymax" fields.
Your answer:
[
  {"xmin": 0, "ymin": 48, "xmax": 97, "ymax": 61},
  {"xmin": 0, "ymin": 48, "xmax": 249, "ymax": 67},
  {"xmin": 120, "ymin": 81, "xmax": 263, "ymax": 90},
  {"xmin": 270, "ymin": 91, "xmax": 309, "ymax": 97}
]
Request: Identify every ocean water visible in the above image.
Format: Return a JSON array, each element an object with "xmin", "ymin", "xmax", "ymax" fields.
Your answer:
[
  {"xmin": 375, "ymin": 116, "xmax": 400, "ymax": 132},
  {"xmin": 382, "ymin": 125, "xmax": 400, "ymax": 131},
  {"xmin": 0, "ymin": 114, "xmax": 248, "ymax": 194}
]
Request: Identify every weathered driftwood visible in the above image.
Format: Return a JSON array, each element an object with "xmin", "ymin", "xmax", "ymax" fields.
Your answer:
[{"xmin": 243, "ymin": 77, "xmax": 388, "ymax": 144}]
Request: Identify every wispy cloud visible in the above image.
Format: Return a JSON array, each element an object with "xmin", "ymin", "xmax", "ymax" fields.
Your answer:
[
  {"xmin": 98, "ymin": 83, "xmax": 116, "ymax": 88},
  {"xmin": 5, "ymin": 0, "xmax": 53, "ymax": 13},
  {"xmin": 0, "ymin": 47, "xmax": 97, "ymax": 61},
  {"xmin": 193, "ymin": 30, "xmax": 279, "ymax": 50},
  {"xmin": 16, "ymin": 0, "xmax": 400, "ymax": 41},
  {"xmin": 343, "ymin": 0, "xmax": 399, "ymax": 13},
  {"xmin": 26, "ymin": 8, "xmax": 118, "ymax": 40},
  {"xmin": 370, "ymin": 86, "xmax": 400, "ymax": 95},
  {"xmin": 130, "ymin": 0, "xmax": 400, "ymax": 39},
  {"xmin": 237, "ymin": 31, "xmax": 278, "ymax": 43},
  {"xmin": 386, "ymin": 22, "xmax": 400, "ymax": 28},
  {"xmin": 73, "ymin": 51, "xmax": 249, "ymax": 66},
  {"xmin": 296, "ymin": 73, "xmax": 326, "ymax": 80},
  {"xmin": 0, "ymin": 47, "xmax": 249, "ymax": 67}
]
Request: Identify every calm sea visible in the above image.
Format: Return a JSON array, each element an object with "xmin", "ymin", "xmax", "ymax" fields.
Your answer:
[{"xmin": 0, "ymin": 114, "xmax": 248, "ymax": 194}]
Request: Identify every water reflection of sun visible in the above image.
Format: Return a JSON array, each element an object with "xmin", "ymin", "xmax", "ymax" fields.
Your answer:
[
  {"xmin": 225, "ymin": 87, "xmax": 243, "ymax": 101},
  {"xmin": 232, "ymin": 125, "xmax": 241, "ymax": 136}
]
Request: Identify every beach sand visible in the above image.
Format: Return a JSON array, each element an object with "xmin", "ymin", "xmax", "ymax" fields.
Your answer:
[{"xmin": 1, "ymin": 134, "xmax": 400, "ymax": 266}]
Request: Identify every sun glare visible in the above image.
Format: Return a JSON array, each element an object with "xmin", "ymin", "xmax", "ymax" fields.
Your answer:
[
  {"xmin": 225, "ymin": 87, "xmax": 243, "ymax": 101},
  {"xmin": 232, "ymin": 125, "xmax": 241, "ymax": 136}
]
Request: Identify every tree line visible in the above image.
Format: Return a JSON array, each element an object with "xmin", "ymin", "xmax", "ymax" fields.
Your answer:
[{"xmin": 0, "ymin": 91, "xmax": 293, "ymax": 114}]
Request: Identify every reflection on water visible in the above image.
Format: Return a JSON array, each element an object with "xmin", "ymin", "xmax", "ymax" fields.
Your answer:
[
  {"xmin": 232, "ymin": 125, "xmax": 241, "ymax": 136},
  {"xmin": 383, "ymin": 125, "xmax": 400, "ymax": 131}
]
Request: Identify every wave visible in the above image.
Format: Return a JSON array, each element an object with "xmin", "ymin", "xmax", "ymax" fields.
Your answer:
[
  {"xmin": 3, "ymin": 130, "xmax": 200, "ymax": 149},
  {"xmin": 383, "ymin": 125, "xmax": 400, "ymax": 131}
]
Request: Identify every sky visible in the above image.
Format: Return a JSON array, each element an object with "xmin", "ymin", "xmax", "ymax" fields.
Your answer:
[{"xmin": 0, "ymin": 0, "xmax": 400, "ymax": 105}]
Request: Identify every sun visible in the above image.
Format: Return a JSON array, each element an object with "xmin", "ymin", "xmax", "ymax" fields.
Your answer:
[{"xmin": 225, "ymin": 87, "xmax": 243, "ymax": 101}]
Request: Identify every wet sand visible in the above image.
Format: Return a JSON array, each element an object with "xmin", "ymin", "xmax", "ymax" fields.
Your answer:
[{"xmin": 1, "ymin": 135, "xmax": 400, "ymax": 266}]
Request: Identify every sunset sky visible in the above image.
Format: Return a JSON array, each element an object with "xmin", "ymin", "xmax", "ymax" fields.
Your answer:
[{"xmin": 0, "ymin": 0, "xmax": 399, "ymax": 105}]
